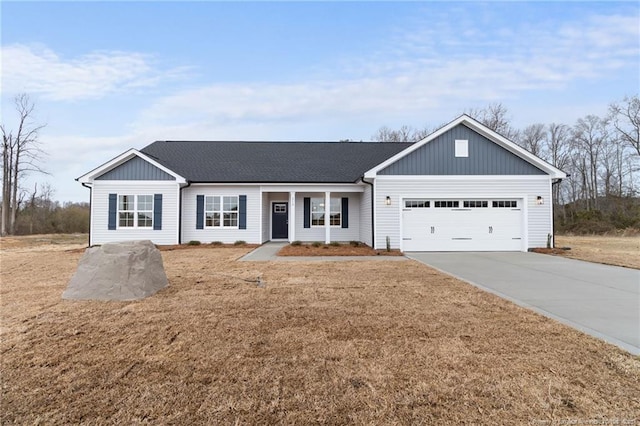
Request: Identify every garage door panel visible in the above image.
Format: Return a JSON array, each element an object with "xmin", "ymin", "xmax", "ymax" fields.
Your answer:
[{"xmin": 402, "ymin": 199, "xmax": 523, "ymax": 252}]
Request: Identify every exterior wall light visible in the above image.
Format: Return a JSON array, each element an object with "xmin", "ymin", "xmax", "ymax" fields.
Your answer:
[
  {"xmin": 536, "ymin": 196, "xmax": 544, "ymax": 205},
  {"xmin": 385, "ymin": 196, "xmax": 391, "ymax": 206}
]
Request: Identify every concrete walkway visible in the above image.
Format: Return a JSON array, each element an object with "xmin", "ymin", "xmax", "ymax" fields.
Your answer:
[
  {"xmin": 239, "ymin": 242, "xmax": 408, "ymax": 262},
  {"xmin": 407, "ymin": 252, "xmax": 640, "ymax": 355}
]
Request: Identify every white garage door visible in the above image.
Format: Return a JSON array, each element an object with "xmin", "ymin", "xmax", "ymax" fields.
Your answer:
[{"xmin": 402, "ymin": 199, "xmax": 523, "ymax": 251}]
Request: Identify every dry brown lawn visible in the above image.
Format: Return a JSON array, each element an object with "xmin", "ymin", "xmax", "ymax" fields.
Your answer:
[
  {"xmin": 554, "ymin": 235, "xmax": 640, "ymax": 269},
  {"xmin": 1, "ymin": 236, "xmax": 639, "ymax": 424}
]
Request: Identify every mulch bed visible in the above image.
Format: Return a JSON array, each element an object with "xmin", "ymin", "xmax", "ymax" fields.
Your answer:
[
  {"xmin": 158, "ymin": 243, "xmax": 259, "ymax": 251},
  {"xmin": 278, "ymin": 243, "xmax": 403, "ymax": 256}
]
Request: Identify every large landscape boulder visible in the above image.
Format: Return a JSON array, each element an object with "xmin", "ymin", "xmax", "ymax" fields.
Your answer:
[{"xmin": 62, "ymin": 240, "xmax": 169, "ymax": 301}]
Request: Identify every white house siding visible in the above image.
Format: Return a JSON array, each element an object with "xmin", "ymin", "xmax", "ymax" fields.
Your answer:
[
  {"xmin": 294, "ymin": 192, "xmax": 361, "ymax": 242},
  {"xmin": 90, "ymin": 181, "xmax": 180, "ymax": 245},
  {"xmin": 261, "ymin": 192, "xmax": 270, "ymax": 243},
  {"xmin": 374, "ymin": 176, "xmax": 552, "ymax": 250},
  {"xmin": 359, "ymin": 184, "xmax": 373, "ymax": 247},
  {"xmin": 182, "ymin": 185, "xmax": 261, "ymax": 244}
]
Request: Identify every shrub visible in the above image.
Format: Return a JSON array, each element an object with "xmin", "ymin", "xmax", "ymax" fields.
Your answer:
[
  {"xmin": 234, "ymin": 240, "xmax": 246, "ymax": 246},
  {"xmin": 187, "ymin": 240, "xmax": 201, "ymax": 246},
  {"xmin": 349, "ymin": 241, "xmax": 361, "ymax": 247},
  {"xmin": 329, "ymin": 241, "xmax": 341, "ymax": 247},
  {"xmin": 311, "ymin": 241, "xmax": 322, "ymax": 248},
  {"xmin": 210, "ymin": 241, "xmax": 223, "ymax": 246},
  {"xmin": 291, "ymin": 240, "xmax": 302, "ymax": 246}
]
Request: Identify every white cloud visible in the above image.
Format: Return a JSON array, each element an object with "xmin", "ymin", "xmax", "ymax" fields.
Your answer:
[
  {"xmin": 131, "ymin": 11, "xmax": 638, "ymax": 139},
  {"xmin": 1, "ymin": 44, "xmax": 190, "ymax": 101}
]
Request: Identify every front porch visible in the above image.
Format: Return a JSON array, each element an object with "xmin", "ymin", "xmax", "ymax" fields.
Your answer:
[{"xmin": 260, "ymin": 185, "xmax": 368, "ymax": 245}]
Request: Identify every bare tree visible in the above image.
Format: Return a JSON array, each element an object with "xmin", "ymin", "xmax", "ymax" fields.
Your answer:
[
  {"xmin": 609, "ymin": 94, "xmax": 640, "ymax": 156},
  {"xmin": 518, "ymin": 123, "xmax": 547, "ymax": 159},
  {"xmin": 545, "ymin": 123, "xmax": 571, "ymax": 205},
  {"xmin": 571, "ymin": 115, "xmax": 609, "ymax": 209},
  {"xmin": 465, "ymin": 103, "xmax": 519, "ymax": 140},
  {"xmin": 1, "ymin": 94, "xmax": 48, "ymax": 235},
  {"xmin": 371, "ymin": 124, "xmax": 431, "ymax": 142}
]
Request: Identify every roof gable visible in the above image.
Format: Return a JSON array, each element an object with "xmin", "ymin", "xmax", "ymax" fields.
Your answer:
[
  {"xmin": 365, "ymin": 115, "xmax": 567, "ymax": 179},
  {"xmin": 378, "ymin": 123, "xmax": 545, "ymax": 175},
  {"xmin": 96, "ymin": 156, "xmax": 176, "ymax": 180},
  {"xmin": 77, "ymin": 149, "xmax": 186, "ymax": 183}
]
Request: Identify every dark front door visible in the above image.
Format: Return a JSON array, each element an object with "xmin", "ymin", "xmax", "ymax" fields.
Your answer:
[{"xmin": 272, "ymin": 202, "xmax": 288, "ymax": 239}]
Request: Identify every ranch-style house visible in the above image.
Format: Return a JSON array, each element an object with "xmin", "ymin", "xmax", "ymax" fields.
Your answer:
[{"xmin": 77, "ymin": 115, "xmax": 566, "ymax": 251}]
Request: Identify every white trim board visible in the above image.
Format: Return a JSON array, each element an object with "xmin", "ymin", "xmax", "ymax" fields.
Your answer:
[{"xmin": 373, "ymin": 175, "xmax": 552, "ymax": 181}]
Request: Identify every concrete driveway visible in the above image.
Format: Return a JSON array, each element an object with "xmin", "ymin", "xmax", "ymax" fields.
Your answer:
[{"xmin": 406, "ymin": 252, "xmax": 640, "ymax": 355}]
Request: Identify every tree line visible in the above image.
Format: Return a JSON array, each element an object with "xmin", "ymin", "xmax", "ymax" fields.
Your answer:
[{"xmin": 372, "ymin": 96, "xmax": 640, "ymax": 233}]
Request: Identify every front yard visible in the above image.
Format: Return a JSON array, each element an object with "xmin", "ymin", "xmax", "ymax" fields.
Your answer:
[{"xmin": 1, "ymin": 238, "xmax": 638, "ymax": 424}]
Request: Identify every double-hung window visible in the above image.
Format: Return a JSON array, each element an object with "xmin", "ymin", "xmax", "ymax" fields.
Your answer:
[
  {"xmin": 205, "ymin": 196, "xmax": 238, "ymax": 228},
  {"xmin": 118, "ymin": 195, "xmax": 153, "ymax": 228},
  {"xmin": 310, "ymin": 197, "xmax": 341, "ymax": 227}
]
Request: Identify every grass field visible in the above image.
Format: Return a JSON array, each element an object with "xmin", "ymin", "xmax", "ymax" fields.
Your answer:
[
  {"xmin": 555, "ymin": 234, "xmax": 640, "ymax": 269},
  {"xmin": 1, "ymin": 236, "xmax": 638, "ymax": 424}
]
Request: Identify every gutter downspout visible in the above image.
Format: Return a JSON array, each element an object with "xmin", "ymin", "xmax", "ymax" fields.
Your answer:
[
  {"xmin": 362, "ymin": 178, "xmax": 375, "ymax": 248},
  {"xmin": 80, "ymin": 182, "xmax": 92, "ymax": 247},
  {"xmin": 551, "ymin": 177, "xmax": 566, "ymax": 248},
  {"xmin": 178, "ymin": 181, "xmax": 191, "ymax": 244}
]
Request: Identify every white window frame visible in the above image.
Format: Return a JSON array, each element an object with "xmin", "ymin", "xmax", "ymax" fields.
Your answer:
[
  {"xmin": 310, "ymin": 197, "xmax": 341, "ymax": 227},
  {"xmin": 118, "ymin": 194, "xmax": 153, "ymax": 229},
  {"xmin": 205, "ymin": 195, "xmax": 239, "ymax": 228}
]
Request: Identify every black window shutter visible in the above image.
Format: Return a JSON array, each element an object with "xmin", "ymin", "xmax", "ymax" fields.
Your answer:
[
  {"xmin": 108, "ymin": 193, "xmax": 117, "ymax": 230},
  {"xmin": 153, "ymin": 194, "xmax": 163, "ymax": 230},
  {"xmin": 341, "ymin": 197, "xmax": 349, "ymax": 228},
  {"xmin": 196, "ymin": 195, "xmax": 204, "ymax": 229},
  {"xmin": 239, "ymin": 195, "xmax": 247, "ymax": 230},
  {"xmin": 303, "ymin": 197, "xmax": 310, "ymax": 228}
]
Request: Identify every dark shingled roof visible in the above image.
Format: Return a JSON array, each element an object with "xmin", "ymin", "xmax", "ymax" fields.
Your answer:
[{"xmin": 140, "ymin": 141, "xmax": 413, "ymax": 183}]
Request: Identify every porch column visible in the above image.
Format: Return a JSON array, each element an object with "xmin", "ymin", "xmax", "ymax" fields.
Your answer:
[
  {"xmin": 289, "ymin": 191, "xmax": 295, "ymax": 242},
  {"xmin": 325, "ymin": 191, "xmax": 330, "ymax": 244}
]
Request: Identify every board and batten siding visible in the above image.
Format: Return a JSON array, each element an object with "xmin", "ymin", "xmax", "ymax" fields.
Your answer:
[
  {"xmin": 96, "ymin": 156, "xmax": 176, "ymax": 180},
  {"xmin": 182, "ymin": 185, "xmax": 261, "ymax": 244},
  {"xmin": 374, "ymin": 176, "xmax": 552, "ymax": 250},
  {"xmin": 359, "ymin": 184, "xmax": 373, "ymax": 247},
  {"xmin": 379, "ymin": 124, "xmax": 545, "ymax": 176},
  {"xmin": 91, "ymin": 181, "xmax": 180, "ymax": 245},
  {"xmin": 294, "ymin": 192, "xmax": 361, "ymax": 242}
]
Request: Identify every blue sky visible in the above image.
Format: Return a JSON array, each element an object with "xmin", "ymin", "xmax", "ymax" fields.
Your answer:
[{"xmin": 2, "ymin": 1, "xmax": 639, "ymax": 202}]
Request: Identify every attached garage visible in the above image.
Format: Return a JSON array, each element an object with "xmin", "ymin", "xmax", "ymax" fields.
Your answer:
[
  {"xmin": 401, "ymin": 198, "xmax": 524, "ymax": 251},
  {"xmin": 364, "ymin": 115, "xmax": 567, "ymax": 252}
]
